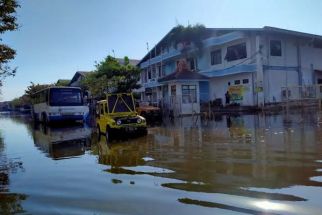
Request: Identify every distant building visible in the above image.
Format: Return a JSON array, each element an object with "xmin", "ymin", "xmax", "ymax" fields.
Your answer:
[
  {"xmin": 69, "ymin": 71, "xmax": 91, "ymax": 87},
  {"xmin": 138, "ymin": 26, "xmax": 322, "ymax": 114}
]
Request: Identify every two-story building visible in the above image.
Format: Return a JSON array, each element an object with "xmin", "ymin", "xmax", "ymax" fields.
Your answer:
[{"xmin": 138, "ymin": 26, "xmax": 322, "ymax": 115}]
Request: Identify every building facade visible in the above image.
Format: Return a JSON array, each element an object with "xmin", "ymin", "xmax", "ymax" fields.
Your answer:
[{"xmin": 138, "ymin": 26, "xmax": 322, "ymax": 114}]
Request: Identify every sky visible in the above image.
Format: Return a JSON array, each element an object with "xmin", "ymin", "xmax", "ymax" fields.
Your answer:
[{"xmin": 2, "ymin": 0, "xmax": 322, "ymax": 101}]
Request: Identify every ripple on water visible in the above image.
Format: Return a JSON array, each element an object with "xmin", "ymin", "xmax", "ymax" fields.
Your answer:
[
  {"xmin": 310, "ymin": 176, "xmax": 322, "ymax": 182},
  {"xmin": 124, "ymin": 166, "xmax": 175, "ymax": 174},
  {"xmin": 142, "ymin": 157, "xmax": 155, "ymax": 162}
]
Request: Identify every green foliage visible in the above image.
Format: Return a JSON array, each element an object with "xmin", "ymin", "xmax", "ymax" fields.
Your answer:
[
  {"xmin": 10, "ymin": 82, "xmax": 52, "ymax": 107},
  {"xmin": 165, "ymin": 24, "xmax": 207, "ymax": 51},
  {"xmin": 55, "ymin": 79, "xmax": 70, "ymax": 86},
  {"xmin": 25, "ymin": 82, "xmax": 52, "ymax": 98},
  {"xmin": 81, "ymin": 56, "xmax": 141, "ymax": 99},
  {"xmin": 0, "ymin": 0, "xmax": 20, "ymax": 85}
]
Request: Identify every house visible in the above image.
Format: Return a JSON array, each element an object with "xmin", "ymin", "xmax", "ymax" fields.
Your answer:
[
  {"xmin": 69, "ymin": 71, "xmax": 91, "ymax": 87},
  {"xmin": 138, "ymin": 26, "xmax": 322, "ymax": 115}
]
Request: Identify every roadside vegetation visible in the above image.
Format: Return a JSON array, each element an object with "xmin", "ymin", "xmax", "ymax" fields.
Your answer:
[
  {"xmin": 0, "ymin": 0, "xmax": 19, "ymax": 90},
  {"xmin": 81, "ymin": 56, "xmax": 141, "ymax": 99}
]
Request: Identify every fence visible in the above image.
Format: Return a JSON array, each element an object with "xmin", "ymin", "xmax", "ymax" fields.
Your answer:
[{"xmin": 281, "ymin": 85, "xmax": 322, "ymax": 101}]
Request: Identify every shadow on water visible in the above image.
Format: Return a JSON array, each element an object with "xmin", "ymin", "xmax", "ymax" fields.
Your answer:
[{"xmin": 0, "ymin": 117, "xmax": 28, "ymax": 214}]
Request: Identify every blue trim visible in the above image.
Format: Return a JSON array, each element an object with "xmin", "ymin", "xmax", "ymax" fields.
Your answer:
[
  {"xmin": 203, "ymin": 31, "xmax": 245, "ymax": 47},
  {"xmin": 140, "ymin": 32, "xmax": 246, "ymax": 69},
  {"xmin": 141, "ymin": 50, "xmax": 181, "ymax": 68},
  {"xmin": 199, "ymin": 81, "xmax": 209, "ymax": 102},
  {"xmin": 201, "ymin": 64, "xmax": 256, "ymax": 78},
  {"xmin": 49, "ymin": 115, "xmax": 84, "ymax": 121},
  {"xmin": 159, "ymin": 79, "xmax": 209, "ymax": 84},
  {"xmin": 143, "ymin": 82, "xmax": 162, "ymax": 88},
  {"xmin": 263, "ymin": 65, "xmax": 299, "ymax": 71}
]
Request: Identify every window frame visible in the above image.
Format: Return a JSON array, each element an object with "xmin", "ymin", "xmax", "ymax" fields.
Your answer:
[
  {"xmin": 210, "ymin": 49, "xmax": 222, "ymax": 65},
  {"xmin": 182, "ymin": 85, "xmax": 197, "ymax": 104},
  {"xmin": 225, "ymin": 42, "xmax": 247, "ymax": 62},
  {"xmin": 270, "ymin": 40, "xmax": 282, "ymax": 57}
]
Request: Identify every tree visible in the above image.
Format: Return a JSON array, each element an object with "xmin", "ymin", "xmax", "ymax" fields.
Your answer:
[
  {"xmin": 81, "ymin": 56, "xmax": 141, "ymax": 99},
  {"xmin": 55, "ymin": 79, "xmax": 70, "ymax": 86},
  {"xmin": 165, "ymin": 24, "xmax": 207, "ymax": 52},
  {"xmin": 0, "ymin": 0, "xmax": 20, "ymax": 85},
  {"xmin": 24, "ymin": 82, "xmax": 52, "ymax": 98},
  {"xmin": 10, "ymin": 82, "xmax": 52, "ymax": 108}
]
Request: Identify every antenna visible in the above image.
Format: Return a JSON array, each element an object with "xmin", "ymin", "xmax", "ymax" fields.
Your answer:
[{"xmin": 112, "ymin": 49, "xmax": 115, "ymax": 58}]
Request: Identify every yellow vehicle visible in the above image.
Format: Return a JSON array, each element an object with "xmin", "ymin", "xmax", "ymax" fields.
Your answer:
[{"xmin": 96, "ymin": 93, "xmax": 147, "ymax": 141}]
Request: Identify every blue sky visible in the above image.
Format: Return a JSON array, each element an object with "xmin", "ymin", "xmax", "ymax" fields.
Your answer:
[{"xmin": 2, "ymin": 0, "xmax": 322, "ymax": 101}]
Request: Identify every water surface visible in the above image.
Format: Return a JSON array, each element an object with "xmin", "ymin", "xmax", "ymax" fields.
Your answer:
[{"xmin": 1, "ymin": 112, "xmax": 322, "ymax": 214}]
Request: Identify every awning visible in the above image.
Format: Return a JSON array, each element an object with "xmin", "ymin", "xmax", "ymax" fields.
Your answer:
[{"xmin": 201, "ymin": 64, "xmax": 256, "ymax": 78}]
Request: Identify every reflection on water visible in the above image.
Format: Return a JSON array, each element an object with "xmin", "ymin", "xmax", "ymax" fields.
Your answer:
[
  {"xmin": 0, "ymin": 117, "xmax": 27, "ymax": 214},
  {"xmin": 0, "ymin": 112, "xmax": 322, "ymax": 214},
  {"xmin": 32, "ymin": 124, "xmax": 91, "ymax": 159}
]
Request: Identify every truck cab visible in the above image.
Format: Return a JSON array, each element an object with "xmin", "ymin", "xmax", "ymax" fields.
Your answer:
[{"xmin": 96, "ymin": 93, "xmax": 147, "ymax": 141}]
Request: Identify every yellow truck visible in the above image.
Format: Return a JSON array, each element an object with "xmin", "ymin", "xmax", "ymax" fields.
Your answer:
[{"xmin": 96, "ymin": 93, "xmax": 147, "ymax": 141}]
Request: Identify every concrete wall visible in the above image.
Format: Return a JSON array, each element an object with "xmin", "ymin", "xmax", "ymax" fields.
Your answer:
[
  {"xmin": 209, "ymin": 73, "xmax": 254, "ymax": 106},
  {"xmin": 140, "ymin": 29, "xmax": 322, "ymax": 106}
]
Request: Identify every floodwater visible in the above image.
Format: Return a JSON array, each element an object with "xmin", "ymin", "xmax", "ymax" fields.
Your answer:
[{"xmin": 1, "ymin": 112, "xmax": 322, "ymax": 215}]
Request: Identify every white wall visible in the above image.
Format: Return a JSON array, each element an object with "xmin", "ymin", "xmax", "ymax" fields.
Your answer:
[
  {"xmin": 209, "ymin": 73, "xmax": 254, "ymax": 106},
  {"xmin": 167, "ymin": 82, "xmax": 200, "ymax": 115},
  {"xmin": 263, "ymin": 70, "xmax": 298, "ymax": 102},
  {"xmin": 262, "ymin": 34, "xmax": 322, "ymax": 102}
]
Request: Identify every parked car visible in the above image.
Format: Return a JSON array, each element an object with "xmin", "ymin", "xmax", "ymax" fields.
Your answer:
[
  {"xmin": 136, "ymin": 102, "xmax": 162, "ymax": 123},
  {"xmin": 96, "ymin": 93, "xmax": 147, "ymax": 141}
]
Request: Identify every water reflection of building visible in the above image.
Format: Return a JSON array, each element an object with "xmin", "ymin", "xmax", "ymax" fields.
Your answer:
[
  {"xmin": 93, "ymin": 114, "xmax": 322, "ymax": 201},
  {"xmin": 33, "ymin": 125, "xmax": 91, "ymax": 159}
]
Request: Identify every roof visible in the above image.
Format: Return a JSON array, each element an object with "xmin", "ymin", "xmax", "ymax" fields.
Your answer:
[
  {"xmin": 69, "ymin": 71, "xmax": 91, "ymax": 85},
  {"xmin": 139, "ymin": 26, "xmax": 322, "ymax": 66},
  {"xmin": 116, "ymin": 58, "xmax": 140, "ymax": 66},
  {"xmin": 159, "ymin": 59, "xmax": 209, "ymax": 83}
]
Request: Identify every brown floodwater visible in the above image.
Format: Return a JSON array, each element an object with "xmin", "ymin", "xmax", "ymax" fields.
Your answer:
[{"xmin": 1, "ymin": 111, "xmax": 322, "ymax": 214}]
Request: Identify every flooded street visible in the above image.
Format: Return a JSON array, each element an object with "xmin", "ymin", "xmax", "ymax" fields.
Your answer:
[{"xmin": 1, "ymin": 112, "xmax": 322, "ymax": 215}]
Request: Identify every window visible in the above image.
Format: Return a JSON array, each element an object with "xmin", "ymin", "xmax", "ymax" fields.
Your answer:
[
  {"xmin": 211, "ymin": 49, "xmax": 222, "ymax": 65},
  {"xmin": 100, "ymin": 104, "xmax": 104, "ymax": 115},
  {"xmin": 242, "ymin": 79, "xmax": 249, "ymax": 84},
  {"xmin": 187, "ymin": 58, "xmax": 197, "ymax": 70},
  {"xmin": 49, "ymin": 88, "xmax": 83, "ymax": 106},
  {"xmin": 270, "ymin": 40, "xmax": 282, "ymax": 56},
  {"xmin": 158, "ymin": 65, "xmax": 162, "ymax": 77},
  {"xmin": 147, "ymin": 68, "xmax": 151, "ymax": 79},
  {"xmin": 182, "ymin": 85, "xmax": 197, "ymax": 103},
  {"xmin": 104, "ymin": 103, "xmax": 108, "ymax": 114},
  {"xmin": 225, "ymin": 43, "xmax": 247, "ymax": 61},
  {"xmin": 234, "ymin": 80, "xmax": 240, "ymax": 85},
  {"xmin": 171, "ymin": 85, "xmax": 176, "ymax": 96}
]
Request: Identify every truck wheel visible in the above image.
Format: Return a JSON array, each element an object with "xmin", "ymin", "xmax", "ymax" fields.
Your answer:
[
  {"xmin": 105, "ymin": 126, "xmax": 112, "ymax": 142},
  {"xmin": 139, "ymin": 128, "xmax": 148, "ymax": 136}
]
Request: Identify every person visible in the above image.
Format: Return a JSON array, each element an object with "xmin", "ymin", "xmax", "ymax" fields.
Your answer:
[{"xmin": 225, "ymin": 90, "xmax": 230, "ymax": 105}]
